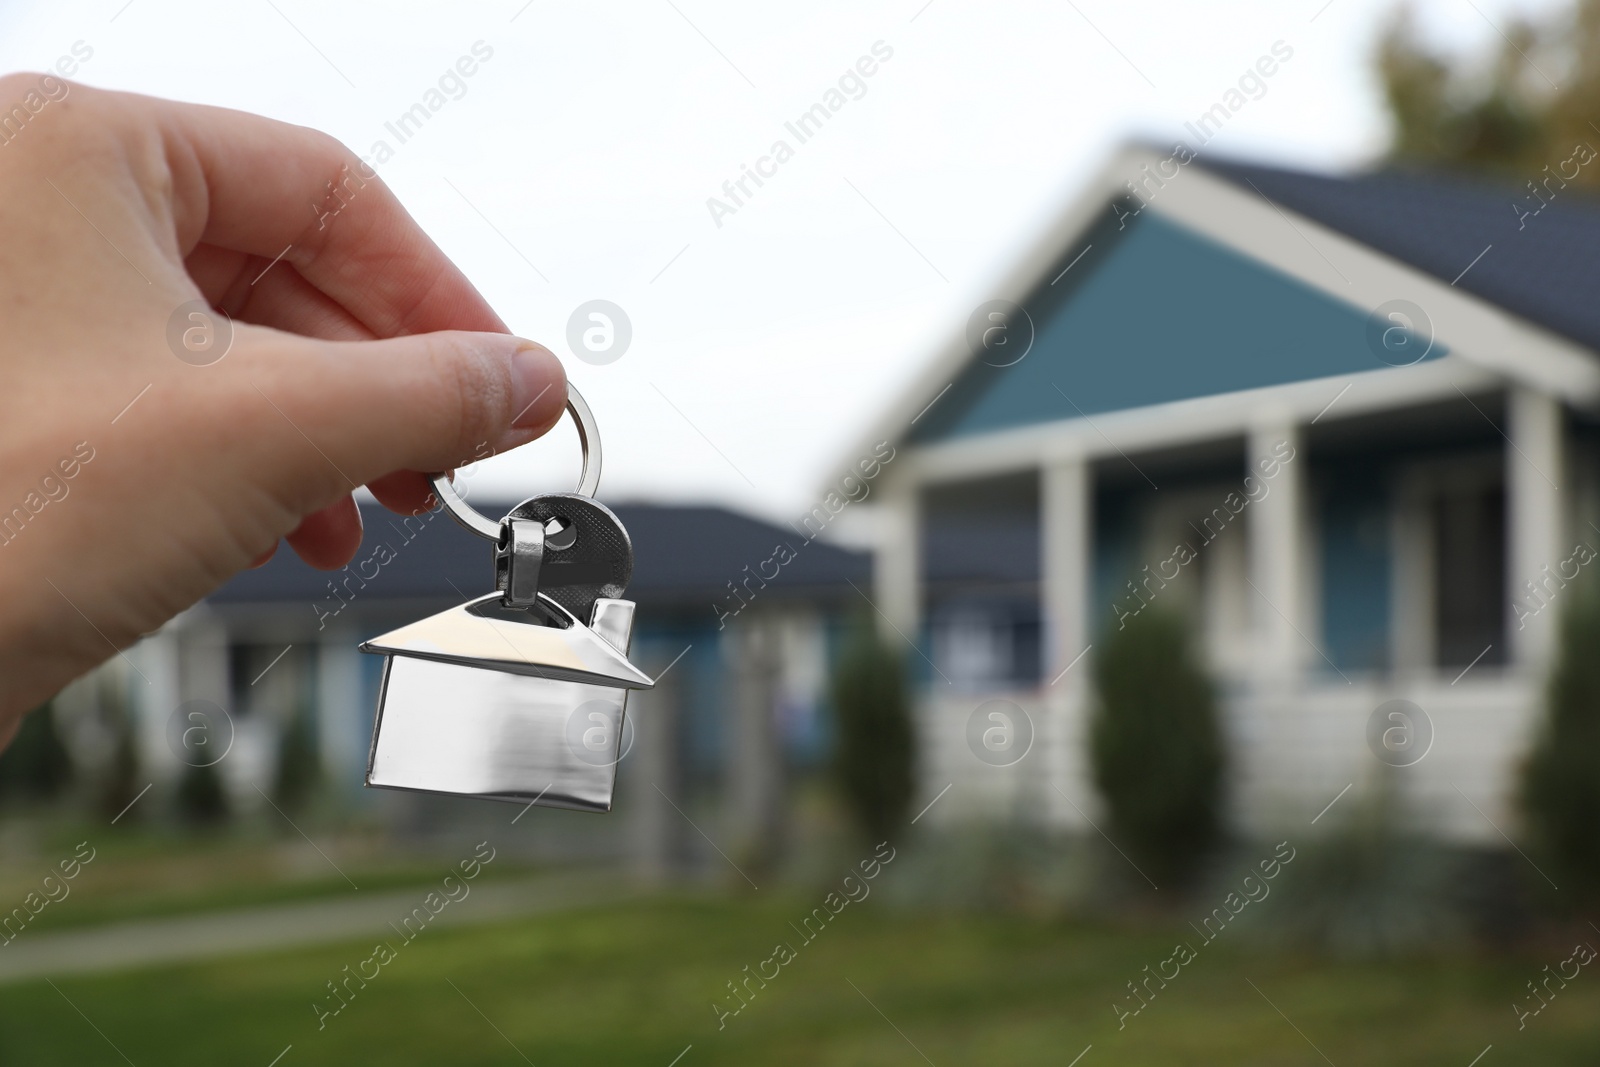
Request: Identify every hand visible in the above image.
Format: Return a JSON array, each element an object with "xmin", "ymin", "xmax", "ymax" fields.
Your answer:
[{"xmin": 0, "ymin": 76, "xmax": 568, "ymax": 742}]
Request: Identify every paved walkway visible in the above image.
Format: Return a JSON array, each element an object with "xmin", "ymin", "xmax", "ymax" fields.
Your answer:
[{"xmin": 0, "ymin": 872, "xmax": 632, "ymax": 985}]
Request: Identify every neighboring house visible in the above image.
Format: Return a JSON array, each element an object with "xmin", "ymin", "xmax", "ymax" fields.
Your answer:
[
  {"xmin": 851, "ymin": 144, "xmax": 1600, "ymax": 842},
  {"xmin": 54, "ymin": 500, "xmax": 869, "ymax": 871}
]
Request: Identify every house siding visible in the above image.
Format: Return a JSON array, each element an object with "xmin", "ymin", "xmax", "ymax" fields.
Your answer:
[{"xmin": 911, "ymin": 205, "xmax": 1446, "ymax": 445}]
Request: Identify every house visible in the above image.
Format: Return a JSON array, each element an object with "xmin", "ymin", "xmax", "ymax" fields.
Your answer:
[{"xmin": 852, "ymin": 144, "xmax": 1600, "ymax": 842}]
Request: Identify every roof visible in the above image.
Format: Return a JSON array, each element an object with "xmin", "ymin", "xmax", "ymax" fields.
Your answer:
[
  {"xmin": 209, "ymin": 501, "xmax": 870, "ymax": 611},
  {"xmin": 835, "ymin": 144, "xmax": 1600, "ymax": 486},
  {"xmin": 1199, "ymin": 157, "xmax": 1600, "ymax": 355}
]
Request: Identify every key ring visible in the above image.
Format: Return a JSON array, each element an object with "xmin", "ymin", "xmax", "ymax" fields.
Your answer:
[{"xmin": 429, "ymin": 383, "xmax": 601, "ymax": 542}]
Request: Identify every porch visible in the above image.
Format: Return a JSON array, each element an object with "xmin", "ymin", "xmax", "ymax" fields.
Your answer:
[{"xmin": 878, "ymin": 373, "xmax": 1588, "ymax": 843}]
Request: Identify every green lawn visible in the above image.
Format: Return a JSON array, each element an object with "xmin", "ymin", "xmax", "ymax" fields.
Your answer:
[
  {"xmin": 0, "ymin": 818, "xmax": 547, "ymax": 934},
  {"xmin": 1, "ymin": 894, "xmax": 1596, "ymax": 1065}
]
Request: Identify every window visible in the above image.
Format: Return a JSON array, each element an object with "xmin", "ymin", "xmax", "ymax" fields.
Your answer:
[
  {"xmin": 921, "ymin": 473, "xmax": 1042, "ymax": 690},
  {"xmin": 1431, "ymin": 480, "xmax": 1506, "ymax": 669}
]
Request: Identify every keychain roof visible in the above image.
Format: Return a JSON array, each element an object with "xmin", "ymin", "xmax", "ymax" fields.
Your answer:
[
  {"xmin": 361, "ymin": 592, "xmax": 654, "ymax": 689},
  {"xmin": 361, "ymin": 387, "xmax": 654, "ymax": 691}
]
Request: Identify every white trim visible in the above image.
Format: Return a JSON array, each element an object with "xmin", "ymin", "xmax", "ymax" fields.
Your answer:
[{"xmin": 899, "ymin": 355, "xmax": 1499, "ymax": 487}]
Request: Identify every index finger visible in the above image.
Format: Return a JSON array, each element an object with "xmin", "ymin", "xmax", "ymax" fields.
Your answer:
[{"xmin": 150, "ymin": 92, "xmax": 508, "ymax": 338}]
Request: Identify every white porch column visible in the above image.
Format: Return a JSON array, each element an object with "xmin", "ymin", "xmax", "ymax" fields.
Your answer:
[
  {"xmin": 175, "ymin": 612, "xmax": 249, "ymax": 804},
  {"xmin": 316, "ymin": 626, "xmax": 365, "ymax": 794},
  {"xmin": 129, "ymin": 631, "xmax": 180, "ymax": 783},
  {"xmin": 1042, "ymin": 450, "xmax": 1091, "ymax": 683},
  {"xmin": 1248, "ymin": 418, "xmax": 1306, "ymax": 684},
  {"xmin": 1507, "ymin": 388, "xmax": 1566, "ymax": 672},
  {"xmin": 724, "ymin": 612, "xmax": 784, "ymax": 871},
  {"xmin": 875, "ymin": 475, "xmax": 921, "ymax": 641},
  {"xmin": 626, "ymin": 646, "xmax": 682, "ymax": 882},
  {"xmin": 1041, "ymin": 449, "xmax": 1092, "ymax": 828}
]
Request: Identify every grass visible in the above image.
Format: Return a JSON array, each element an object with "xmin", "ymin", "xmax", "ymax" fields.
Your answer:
[
  {"xmin": 2, "ymin": 893, "xmax": 1598, "ymax": 1065},
  {"xmin": 0, "ymin": 816, "xmax": 547, "ymax": 934}
]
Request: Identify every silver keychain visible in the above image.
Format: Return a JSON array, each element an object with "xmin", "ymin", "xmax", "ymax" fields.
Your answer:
[{"xmin": 360, "ymin": 385, "xmax": 655, "ymax": 813}]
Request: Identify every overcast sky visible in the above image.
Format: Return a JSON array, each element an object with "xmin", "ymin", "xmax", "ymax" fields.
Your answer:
[{"xmin": 0, "ymin": 0, "xmax": 1569, "ymax": 528}]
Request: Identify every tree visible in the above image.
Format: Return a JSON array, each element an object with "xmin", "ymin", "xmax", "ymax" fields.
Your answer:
[
  {"xmin": 1090, "ymin": 610, "xmax": 1224, "ymax": 889},
  {"xmin": 1521, "ymin": 597, "xmax": 1600, "ymax": 905},
  {"xmin": 1375, "ymin": 1, "xmax": 1600, "ymax": 179},
  {"xmin": 831, "ymin": 617, "xmax": 915, "ymax": 844}
]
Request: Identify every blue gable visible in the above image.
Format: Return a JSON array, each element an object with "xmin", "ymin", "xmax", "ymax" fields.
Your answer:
[{"xmin": 910, "ymin": 200, "xmax": 1446, "ymax": 444}]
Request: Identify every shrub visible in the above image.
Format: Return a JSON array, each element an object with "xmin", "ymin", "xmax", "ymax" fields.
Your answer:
[
  {"xmin": 97, "ymin": 675, "xmax": 143, "ymax": 822},
  {"xmin": 274, "ymin": 702, "xmax": 321, "ymax": 815},
  {"xmin": 175, "ymin": 760, "xmax": 229, "ymax": 825},
  {"xmin": 1258, "ymin": 773, "xmax": 1472, "ymax": 957},
  {"xmin": 0, "ymin": 702, "xmax": 72, "ymax": 804},
  {"xmin": 1521, "ymin": 596, "xmax": 1600, "ymax": 906},
  {"xmin": 831, "ymin": 616, "xmax": 915, "ymax": 844},
  {"xmin": 1090, "ymin": 609, "xmax": 1224, "ymax": 889}
]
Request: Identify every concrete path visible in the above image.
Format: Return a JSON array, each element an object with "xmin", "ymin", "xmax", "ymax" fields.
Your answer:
[{"xmin": 0, "ymin": 872, "xmax": 633, "ymax": 985}]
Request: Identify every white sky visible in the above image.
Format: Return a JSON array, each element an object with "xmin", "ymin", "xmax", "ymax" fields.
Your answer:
[{"xmin": 0, "ymin": 0, "xmax": 1569, "ymax": 526}]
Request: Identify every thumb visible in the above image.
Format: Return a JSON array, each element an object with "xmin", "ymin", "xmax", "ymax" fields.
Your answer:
[{"xmin": 248, "ymin": 329, "xmax": 568, "ymax": 501}]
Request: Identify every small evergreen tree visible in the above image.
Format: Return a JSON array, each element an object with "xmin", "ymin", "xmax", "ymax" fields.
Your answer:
[
  {"xmin": 97, "ymin": 675, "xmax": 143, "ymax": 823},
  {"xmin": 175, "ymin": 760, "xmax": 229, "ymax": 825},
  {"xmin": 1522, "ymin": 597, "xmax": 1600, "ymax": 906},
  {"xmin": 274, "ymin": 702, "xmax": 321, "ymax": 815},
  {"xmin": 0, "ymin": 703, "xmax": 73, "ymax": 804},
  {"xmin": 831, "ymin": 616, "xmax": 915, "ymax": 844},
  {"xmin": 1090, "ymin": 610, "xmax": 1224, "ymax": 889}
]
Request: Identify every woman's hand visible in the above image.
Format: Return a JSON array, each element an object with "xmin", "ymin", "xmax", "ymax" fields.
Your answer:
[{"xmin": 0, "ymin": 76, "xmax": 567, "ymax": 741}]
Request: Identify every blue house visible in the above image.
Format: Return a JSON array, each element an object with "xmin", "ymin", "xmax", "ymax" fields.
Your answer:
[{"xmin": 851, "ymin": 145, "xmax": 1600, "ymax": 841}]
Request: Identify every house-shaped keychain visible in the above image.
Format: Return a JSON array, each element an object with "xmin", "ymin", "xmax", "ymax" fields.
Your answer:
[{"xmin": 359, "ymin": 389, "xmax": 656, "ymax": 813}]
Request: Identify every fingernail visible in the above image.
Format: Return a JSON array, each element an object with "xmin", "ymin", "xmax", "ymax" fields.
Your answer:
[{"xmin": 510, "ymin": 342, "xmax": 567, "ymax": 430}]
